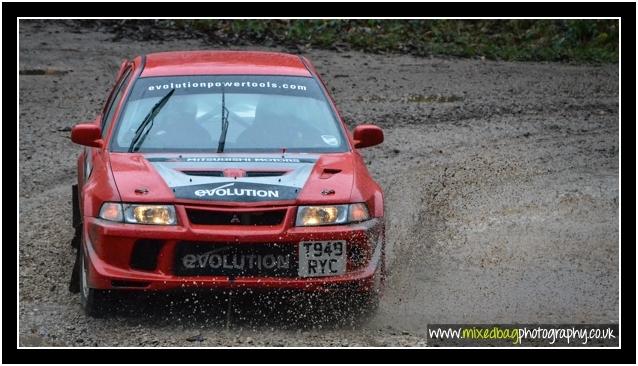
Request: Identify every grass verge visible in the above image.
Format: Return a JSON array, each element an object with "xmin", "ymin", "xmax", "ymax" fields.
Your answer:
[{"xmin": 70, "ymin": 19, "xmax": 620, "ymax": 63}]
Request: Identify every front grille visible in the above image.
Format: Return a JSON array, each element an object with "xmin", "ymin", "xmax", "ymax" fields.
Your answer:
[
  {"xmin": 130, "ymin": 239, "xmax": 163, "ymax": 271},
  {"xmin": 111, "ymin": 280, "xmax": 150, "ymax": 288},
  {"xmin": 174, "ymin": 242, "xmax": 298, "ymax": 277},
  {"xmin": 186, "ymin": 208, "xmax": 286, "ymax": 226},
  {"xmin": 347, "ymin": 245, "xmax": 368, "ymax": 268}
]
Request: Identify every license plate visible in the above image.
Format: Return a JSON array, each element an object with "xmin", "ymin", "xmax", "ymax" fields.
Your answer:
[{"xmin": 298, "ymin": 240, "xmax": 347, "ymax": 277}]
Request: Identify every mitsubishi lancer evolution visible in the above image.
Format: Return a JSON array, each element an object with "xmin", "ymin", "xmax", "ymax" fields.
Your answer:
[{"xmin": 68, "ymin": 51, "xmax": 386, "ymax": 317}]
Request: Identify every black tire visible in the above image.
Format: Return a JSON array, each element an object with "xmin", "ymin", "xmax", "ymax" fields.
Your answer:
[
  {"xmin": 354, "ymin": 286, "xmax": 380, "ymax": 318},
  {"xmin": 326, "ymin": 286, "xmax": 379, "ymax": 327},
  {"xmin": 79, "ymin": 243, "xmax": 110, "ymax": 317}
]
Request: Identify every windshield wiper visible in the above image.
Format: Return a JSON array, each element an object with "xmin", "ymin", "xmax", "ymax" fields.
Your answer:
[
  {"xmin": 128, "ymin": 88, "xmax": 175, "ymax": 153},
  {"xmin": 216, "ymin": 87, "xmax": 230, "ymax": 153}
]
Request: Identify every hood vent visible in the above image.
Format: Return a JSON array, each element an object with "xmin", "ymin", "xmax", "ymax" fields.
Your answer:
[
  {"xmin": 320, "ymin": 168, "xmax": 342, "ymax": 179},
  {"xmin": 180, "ymin": 170, "xmax": 286, "ymax": 178},
  {"xmin": 245, "ymin": 171, "xmax": 287, "ymax": 177},
  {"xmin": 181, "ymin": 170, "xmax": 224, "ymax": 177}
]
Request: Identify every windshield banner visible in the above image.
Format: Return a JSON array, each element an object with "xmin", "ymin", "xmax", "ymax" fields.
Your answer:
[{"xmin": 130, "ymin": 75, "xmax": 322, "ymax": 101}]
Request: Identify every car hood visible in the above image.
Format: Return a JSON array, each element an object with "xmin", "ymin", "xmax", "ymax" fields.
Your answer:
[{"xmin": 108, "ymin": 152, "xmax": 355, "ymax": 205}]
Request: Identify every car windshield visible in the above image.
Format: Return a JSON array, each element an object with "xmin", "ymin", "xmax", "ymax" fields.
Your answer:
[{"xmin": 110, "ymin": 75, "xmax": 348, "ymax": 153}]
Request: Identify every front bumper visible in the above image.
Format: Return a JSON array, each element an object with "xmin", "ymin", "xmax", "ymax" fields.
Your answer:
[{"xmin": 83, "ymin": 208, "xmax": 384, "ymax": 293}]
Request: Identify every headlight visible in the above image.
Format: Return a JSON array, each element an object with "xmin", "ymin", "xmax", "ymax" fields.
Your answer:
[
  {"xmin": 296, "ymin": 203, "xmax": 371, "ymax": 226},
  {"xmin": 124, "ymin": 204, "xmax": 176, "ymax": 225},
  {"xmin": 99, "ymin": 202, "xmax": 177, "ymax": 225}
]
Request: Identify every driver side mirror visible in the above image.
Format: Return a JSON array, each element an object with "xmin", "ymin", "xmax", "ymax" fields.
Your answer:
[
  {"xmin": 353, "ymin": 124, "xmax": 384, "ymax": 149},
  {"xmin": 71, "ymin": 122, "xmax": 103, "ymax": 148}
]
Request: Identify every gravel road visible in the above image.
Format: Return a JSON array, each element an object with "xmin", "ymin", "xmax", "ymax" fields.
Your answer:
[{"xmin": 18, "ymin": 21, "xmax": 619, "ymax": 347}]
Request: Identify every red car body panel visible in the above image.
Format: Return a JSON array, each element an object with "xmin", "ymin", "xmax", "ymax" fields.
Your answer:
[
  {"xmin": 141, "ymin": 51, "xmax": 312, "ymax": 78},
  {"xmin": 74, "ymin": 51, "xmax": 385, "ymax": 295}
]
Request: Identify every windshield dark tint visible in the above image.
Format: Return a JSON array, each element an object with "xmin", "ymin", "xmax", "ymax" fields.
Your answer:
[{"xmin": 110, "ymin": 75, "xmax": 348, "ymax": 153}]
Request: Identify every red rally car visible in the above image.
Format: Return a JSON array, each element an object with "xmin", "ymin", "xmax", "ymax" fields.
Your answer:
[{"xmin": 68, "ymin": 51, "xmax": 386, "ymax": 317}]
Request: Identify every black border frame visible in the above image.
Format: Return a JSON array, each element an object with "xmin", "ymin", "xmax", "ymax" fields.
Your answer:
[{"xmin": 6, "ymin": 2, "xmax": 635, "ymax": 364}]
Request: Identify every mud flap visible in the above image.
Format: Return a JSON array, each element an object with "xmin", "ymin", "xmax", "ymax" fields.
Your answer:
[
  {"xmin": 70, "ymin": 184, "xmax": 81, "ymax": 249},
  {"xmin": 69, "ymin": 183, "xmax": 81, "ymax": 293},
  {"xmin": 72, "ymin": 184, "xmax": 80, "ymax": 227},
  {"xmin": 68, "ymin": 242, "xmax": 81, "ymax": 293}
]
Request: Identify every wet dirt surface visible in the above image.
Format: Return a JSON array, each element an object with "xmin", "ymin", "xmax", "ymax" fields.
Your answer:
[{"xmin": 18, "ymin": 21, "xmax": 619, "ymax": 347}]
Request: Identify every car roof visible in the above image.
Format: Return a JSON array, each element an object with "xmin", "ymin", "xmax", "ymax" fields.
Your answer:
[{"xmin": 140, "ymin": 50, "xmax": 312, "ymax": 77}]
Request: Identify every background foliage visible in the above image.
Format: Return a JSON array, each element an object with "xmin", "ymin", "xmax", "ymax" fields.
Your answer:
[{"xmin": 87, "ymin": 19, "xmax": 619, "ymax": 63}]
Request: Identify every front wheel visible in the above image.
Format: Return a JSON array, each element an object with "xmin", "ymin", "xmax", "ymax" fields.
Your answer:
[
  {"xmin": 355, "ymin": 248, "xmax": 386, "ymax": 318},
  {"xmin": 353, "ymin": 286, "xmax": 380, "ymax": 318},
  {"xmin": 79, "ymin": 243, "xmax": 110, "ymax": 317}
]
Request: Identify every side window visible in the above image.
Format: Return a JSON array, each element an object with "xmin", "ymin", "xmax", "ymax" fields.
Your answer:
[{"xmin": 101, "ymin": 69, "xmax": 132, "ymax": 136}]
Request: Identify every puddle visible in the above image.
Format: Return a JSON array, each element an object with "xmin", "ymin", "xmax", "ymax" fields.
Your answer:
[
  {"xmin": 406, "ymin": 94, "xmax": 464, "ymax": 103},
  {"xmin": 19, "ymin": 68, "xmax": 71, "ymax": 76},
  {"xmin": 354, "ymin": 94, "xmax": 464, "ymax": 103}
]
